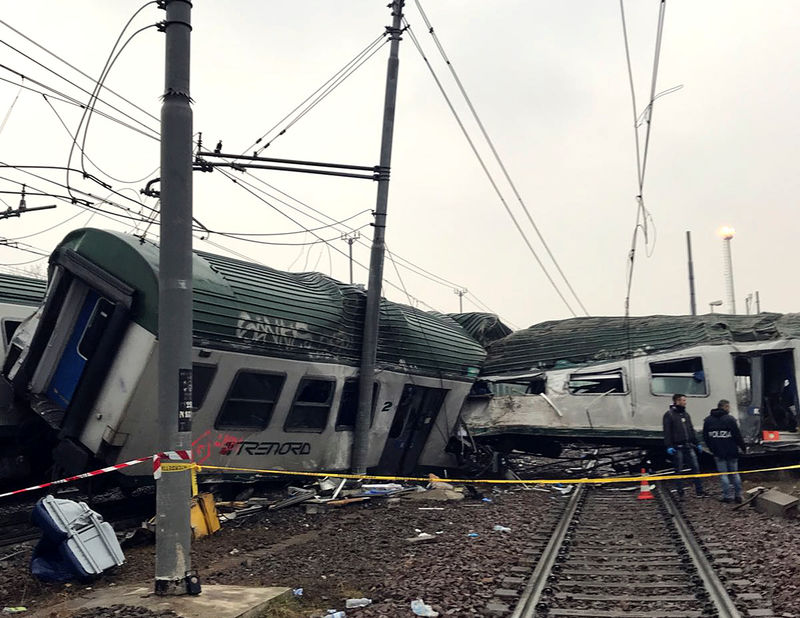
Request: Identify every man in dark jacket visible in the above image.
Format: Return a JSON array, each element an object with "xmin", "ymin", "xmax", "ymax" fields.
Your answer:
[
  {"xmin": 663, "ymin": 393, "xmax": 705, "ymax": 497},
  {"xmin": 702, "ymin": 399, "xmax": 746, "ymax": 503}
]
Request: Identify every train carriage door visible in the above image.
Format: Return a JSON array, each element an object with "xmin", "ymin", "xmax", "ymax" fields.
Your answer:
[
  {"xmin": 46, "ymin": 289, "xmax": 114, "ymax": 408},
  {"xmin": 377, "ymin": 384, "xmax": 448, "ymax": 475}
]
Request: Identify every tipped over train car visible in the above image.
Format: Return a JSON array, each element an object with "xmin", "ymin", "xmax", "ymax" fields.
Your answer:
[
  {"xmin": 462, "ymin": 314, "xmax": 800, "ymax": 460},
  {"xmin": 2, "ymin": 228, "xmax": 487, "ymax": 483},
  {"xmin": 0, "ymin": 273, "xmax": 47, "ymax": 480}
]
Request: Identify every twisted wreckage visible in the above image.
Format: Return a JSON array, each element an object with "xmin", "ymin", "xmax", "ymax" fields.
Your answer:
[
  {"xmin": 0, "ymin": 229, "xmax": 798, "ymax": 483},
  {"xmin": 462, "ymin": 313, "xmax": 800, "ymax": 460}
]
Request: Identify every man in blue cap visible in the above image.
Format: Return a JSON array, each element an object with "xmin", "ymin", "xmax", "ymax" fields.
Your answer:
[{"xmin": 663, "ymin": 393, "xmax": 705, "ymax": 498}]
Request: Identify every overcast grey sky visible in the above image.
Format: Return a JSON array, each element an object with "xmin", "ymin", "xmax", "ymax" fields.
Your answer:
[{"xmin": 0, "ymin": 1, "xmax": 797, "ymax": 329}]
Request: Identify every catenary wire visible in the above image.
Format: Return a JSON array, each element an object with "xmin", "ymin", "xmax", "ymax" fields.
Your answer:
[
  {"xmin": 0, "ymin": 37, "xmax": 159, "ymax": 139},
  {"xmin": 0, "ymin": 15, "xmax": 160, "ymax": 124},
  {"xmin": 242, "ymin": 33, "xmax": 386, "ymax": 156},
  {"xmin": 412, "ymin": 1, "xmax": 588, "ymax": 316},
  {"xmin": 403, "ymin": 23, "xmax": 577, "ymax": 317},
  {"xmin": 0, "ymin": 69, "xmax": 159, "ymax": 142}
]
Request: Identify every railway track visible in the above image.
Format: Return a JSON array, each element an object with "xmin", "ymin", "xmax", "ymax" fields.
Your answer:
[{"xmin": 486, "ymin": 483, "xmax": 775, "ymax": 617}]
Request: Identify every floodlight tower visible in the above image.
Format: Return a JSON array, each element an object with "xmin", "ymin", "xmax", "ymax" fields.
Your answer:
[{"xmin": 719, "ymin": 226, "xmax": 736, "ymax": 314}]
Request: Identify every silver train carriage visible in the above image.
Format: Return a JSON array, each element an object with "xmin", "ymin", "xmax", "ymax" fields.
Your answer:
[
  {"xmin": 462, "ymin": 314, "xmax": 800, "ymax": 460},
  {"xmin": 2, "ymin": 228, "xmax": 487, "ymax": 481},
  {"xmin": 0, "ymin": 273, "xmax": 47, "ymax": 480}
]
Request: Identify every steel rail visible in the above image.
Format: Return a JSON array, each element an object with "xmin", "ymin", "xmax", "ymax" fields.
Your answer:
[
  {"xmin": 660, "ymin": 487, "xmax": 741, "ymax": 618},
  {"xmin": 510, "ymin": 485, "xmax": 585, "ymax": 618}
]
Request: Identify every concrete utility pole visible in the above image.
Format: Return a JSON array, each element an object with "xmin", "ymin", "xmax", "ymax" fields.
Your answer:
[
  {"xmin": 454, "ymin": 288, "xmax": 467, "ymax": 313},
  {"xmin": 341, "ymin": 230, "xmax": 360, "ymax": 284},
  {"xmin": 685, "ymin": 231, "xmax": 696, "ymax": 316},
  {"xmin": 352, "ymin": 0, "xmax": 404, "ymax": 475},
  {"xmin": 155, "ymin": 0, "xmax": 196, "ymax": 596}
]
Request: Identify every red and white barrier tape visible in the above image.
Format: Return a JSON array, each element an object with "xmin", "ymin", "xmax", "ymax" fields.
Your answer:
[
  {"xmin": 152, "ymin": 450, "xmax": 192, "ymax": 479},
  {"xmin": 0, "ymin": 456, "xmax": 152, "ymax": 499}
]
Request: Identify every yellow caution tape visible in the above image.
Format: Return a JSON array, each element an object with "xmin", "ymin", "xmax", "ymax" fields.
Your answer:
[{"xmin": 194, "ymin": 462, "xmax": 800, "ymax": 485}]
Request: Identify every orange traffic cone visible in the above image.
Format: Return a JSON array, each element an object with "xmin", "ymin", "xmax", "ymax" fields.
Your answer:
[{"xmin": 637, "ymin": 468, "xmax": 654, "ymax": 500}]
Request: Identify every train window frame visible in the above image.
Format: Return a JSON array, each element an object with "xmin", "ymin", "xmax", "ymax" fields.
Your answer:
[
  {"xmin": 334, "ymin": 378, "xmax": 380, "ymax": 431},
  {"xmin": 284, "ymin": 377, "xmax": 336, "ymax": 433},
  {"xmin": 1, "ymin": 319, "xmax": 22, "ymax": 349},
  {"xmin": 76, "ymin": 296, "xmax": 114, "ymax": 360},
  {"xmin": 649, "ymin": 356, "xmax": 708, "ymax": 397},
  {"xmin": 214, "ymin": 369, "xmax": 286, "ymax": 431},
  {"xmin": 567, "ymin": 369, "xmax": 627, "ymax": 396},
  {"xmin": 192, "ymin": 363, "xmax": 217, "ymax": 411}
]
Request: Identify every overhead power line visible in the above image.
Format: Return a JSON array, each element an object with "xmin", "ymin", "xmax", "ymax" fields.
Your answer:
[
  {"xmin": 403, "ymin": 22, "xmax": 578, "ymax": 317},
  {"xmin": 412, "ymin": 0, "xmax": 588, "ymax": 316}
]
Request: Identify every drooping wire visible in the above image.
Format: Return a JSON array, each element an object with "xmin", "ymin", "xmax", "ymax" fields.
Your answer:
[
  {"xmin": 0, "ymin": 16, "xmax": 160, "ymax": 125},
  {"xmin": 0, "ymin": 37, "xmax": 159, "ymax": 139},
  {"xmin": 412, "ymin": 1, "xmax": 588, "ymax": 316},
  {"xmin": 42, "ymin": 94, "xmax": 159, "ymax": 186},
  {"xmin": 74, "ymin": 23, "xmax": 160, "ymax": 184},
  {"xmin": 620, "ymin": 0, "xmax": 667, "ymax": 320},
  {"xmin": 241, "ymin": 32, "xmax": 389, "ymax": 156},
  {"xmin": 0, "ymin": 70, "xmax": 158, "ymax": 141},
  {"xmin": 0, "ymin": 78, "xmax": 23, "ymax": 137},
  {"xmin": 403, "ymin": 22, "xmax": 578, "ymax": 317}
]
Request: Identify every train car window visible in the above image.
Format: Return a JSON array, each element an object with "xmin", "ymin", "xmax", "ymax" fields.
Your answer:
[
  {"xmin": 2, "ymin": 319, "xmax": 21, "ymax": 348},
  {"xmin": 77, "ymin": 297, "xmax": 114, "ymax": 360},
  {"xmin": 192, "ymin": 364, "xmax": 217, "ymax": 410},
  {"xmin": 568, "ymin": 370, "xmax": 625, "ymax": 395},
  {"xmin": 734, "ymin": 356, "xmax": 752, "ymax": 406},
  {"xmin": 284, "ymin": 378, "xmax": 335, "ymax": 432},
  {"xmin": 335, "ymin": 379, "xmax": 379, "ymax": 431},
  {"xmin": 649, "ymin": 357, "xmax": 707, "ymax": 396},
  {"xmin": 215, "ymin": 371, "xmax": 285, "ymax": 430}
]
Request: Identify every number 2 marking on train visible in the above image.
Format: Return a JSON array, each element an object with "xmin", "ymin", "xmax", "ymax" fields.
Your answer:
[{"xmin": 381, "ymin": 401, "xmax": 393, "ymax": 412}]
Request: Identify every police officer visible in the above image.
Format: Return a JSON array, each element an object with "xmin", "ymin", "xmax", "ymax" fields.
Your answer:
[
  {"xmin": 663, "ymin": 393, "xmax": 705, "ymax": 498},
  {"xmin": 702, "ymin": 399, "xmax": 746, "ymax": 503}
]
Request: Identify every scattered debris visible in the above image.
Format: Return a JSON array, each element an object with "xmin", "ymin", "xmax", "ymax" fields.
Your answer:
[
  {"xmin": 406, "ymin": 532, "xmax": 437, "ymax": 544},
  {"xmin": 345, "ymin": 597, "xmax": 372, "ymax": 608},
  {"xmin": 411, "ymin": 598, "xmax": 439, "ymax": 616},
  {"xmin": 190, "ymin": 492, "xmax": 220, "ymax": 539},
  {"xmin": 2, "ymin": 608, "xmax": 27, "ymax": 614},
  {"xmin": 30, "ymin": 495, "xmax": 124, "ymax": 583},
  {"xmin": 753, "ymin": 488, "xmax": 799, "ymax": 518},
  {"xmin": 492, "ymin": 525, "xmax": 511, "ymax": 533},
  {"xmin": 292, "ymin": 587, "xmax": 304, "ymax": 597},
  {"xmin": 467, "ymin": 532, "xmax": 479, "ymax": 538}
]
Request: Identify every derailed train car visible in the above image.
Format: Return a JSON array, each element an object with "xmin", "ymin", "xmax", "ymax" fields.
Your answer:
[
  {"xmin": 462, "ymin": 314, "xmax": 800, "ymax": 460},
  {"xmin": 0, "ymin": 273, "xmax": 47, "ymax": 480},
  {"xmin": 2, "ymin": 228, "xmax": 486, "ymax": 481}
]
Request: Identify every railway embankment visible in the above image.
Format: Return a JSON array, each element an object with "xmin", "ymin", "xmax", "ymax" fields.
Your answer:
[{"xmin": 1, "ymin": 474, "xmax": 798, "ymax": 617}]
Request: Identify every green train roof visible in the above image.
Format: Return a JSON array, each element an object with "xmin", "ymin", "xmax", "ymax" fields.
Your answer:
[
  {"xmin": 446, "ymin": 312, "xmax": 513, "ymax": 347},
  {"xmin": 482, "ymin": 313, "xmax": 800, "ymax": 376},
  {"xmin": 53, "ymin": 228, "xmax": 486, "ymax": 380},
  {"xmin": 0, "ymin": 272, "xmax": 47, "ymax": 306}
]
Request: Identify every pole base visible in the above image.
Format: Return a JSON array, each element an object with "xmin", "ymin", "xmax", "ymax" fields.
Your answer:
[{"xmin": 154, "ymin": 571, "xmax": 202, "ymax": 596}]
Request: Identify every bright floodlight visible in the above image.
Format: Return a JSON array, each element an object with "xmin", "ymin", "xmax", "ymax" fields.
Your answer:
[{"xmin": 719, "ymin": 226, "xmax": 735, "ymax": 240}]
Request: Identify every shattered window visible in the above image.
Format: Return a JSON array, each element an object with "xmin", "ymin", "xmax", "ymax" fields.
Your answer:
[
  {"xmin": 650, "ymin": 357, "xmax": 707, "ymax": 396},
  {"xmin": 335, "ymin": 379, "xmax": 379, "ymax": 431},
  {"xmin": 568, "ymin": 370, "xmax": 625, "ymax": 395},
  {"xmin": 285, "ymin": 378, "xmax": 335, "ymax": 432},
  {"xmin": 215, "ymin": 371, "xmax": 285, "ymax": 430}
]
